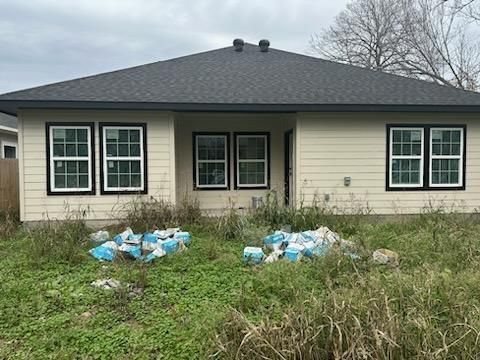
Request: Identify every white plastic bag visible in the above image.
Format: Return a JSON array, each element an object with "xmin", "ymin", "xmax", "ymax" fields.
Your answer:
[
  {"xmin": 90, "ymin": 230, "xmax": 110, "ymax": 243},
  {"xmin": 264, "ymin": 250, "xmax": 283, "ymax": 263}
]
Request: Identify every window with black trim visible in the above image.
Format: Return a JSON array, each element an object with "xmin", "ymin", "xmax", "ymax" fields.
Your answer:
[
  {"xmin": 193, "ymin": 133, "xmax": 229, "ymax": 189},
  {"xmin": 387, "ymin": 125, "xmax": 466, "ymax": 191},
  {"xmin": 235, "ymin": 133, "xmax": 269, "ymax": 189},
  {"xmin": 46, "ymin": 123, "xmax": 95, "ymax": 194},
  {"xmin": 2, "ymin": 142, "xmax": 16, "ymax": 159},
  {"xmin": 389, "ymin": 128, "xmax": 424, "ymax": 188},
  {"xmin": 430, "ymin": 128, "xmax": 464, "ymax": 187},
  {"xmin": 100, "ymin": 124, "xmax": 147, "ymax": 194}
]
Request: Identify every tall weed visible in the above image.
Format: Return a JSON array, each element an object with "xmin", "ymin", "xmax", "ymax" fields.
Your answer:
[
  {"xmin": 27, "ymin": 210, "xmax": 90, "ymax": 265},
  {"xmin": 0, "ymin": 209, "xmax": 19, "ymax": 240},
  {"xmin": 118, "ymin": 196, "xmax": 202, "ymax": 231}
]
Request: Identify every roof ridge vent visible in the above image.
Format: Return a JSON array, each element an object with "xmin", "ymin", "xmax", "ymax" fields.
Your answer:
[
  {"xmin": 233, "ymin": 38, "xmax": 244, "ymax": 52},
  {"xmin": 259, "ymin": 39, "xmax": 270, "ymax": 52}
]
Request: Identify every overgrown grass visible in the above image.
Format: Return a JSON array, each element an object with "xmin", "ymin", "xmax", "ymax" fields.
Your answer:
[
  {"xmin": 2, "ymin": 200, "xmax": 480, "ymax": 359},
  {"xmin": 117, "ymin": 195, "xmax": 202, "ymax": 232},
  {"xmin": 213, "ymin": 208, "xmax": 480, "ymax": 359},
  {"xmin": 25, "ymin": 210, "xmax": 91, "ymax": 265},
  {"xmin": 0, "ymin": 209, "xmax": 20, "ymax": 239}
]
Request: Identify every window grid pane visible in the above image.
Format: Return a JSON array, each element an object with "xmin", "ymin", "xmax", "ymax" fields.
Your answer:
[
  {"xmin": 431, "ymin": 130, "xmax": 461, "ymax": 156},
  {"xmin": 52, "ymin": 128, "xmax": 89, "ymax": 158},
  {"xmin": 390, "ymin": 129, "xmax": 423, "ymax": 186},
  {"xmin": 197, "ymin": 136, "xmax": 225, "ymax": 161},
  {"xmin": 430, "ymin": 129, "xmax": 462, "ymax": 186},
  {"xmin": 391, "ymin": 159, "xmax": 421, "ymax": 185},
  {"xmin": 105, "ymin": 129, "xmax": 141, "ymax": 158},
  {"xmin": 196, "ymin": 135, "xmax": 227, "ymax": 187},
  {"xmin": 237, "ymin": 135, "xmax": 267, "ymax": 186},
  {"xmin": 392, "ymin": 129, "xmax": 422, "ymax": 156},
  {"xmin": 50, "ymin": 126, "xmax": 91, "ymax": 191},
  {"xmin": 104, "ymin": 127, "xmax": 144, "ymax": 190},
  {"xmin": 238, "ymin": 161, "xmax": 266, "ymax": 185},
  {"xmin": 238, "ymin": 137, "xmax": 265, "ymax": 160}
]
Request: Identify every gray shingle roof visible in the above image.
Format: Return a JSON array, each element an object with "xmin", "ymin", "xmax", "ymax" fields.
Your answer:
[
  {"xmin": 1, "ymin": 43, "xmax": 480, "ymax": 113},
  {"xmin": 0, "ymin": 113, "xmax": 17, "ymax": 129}
]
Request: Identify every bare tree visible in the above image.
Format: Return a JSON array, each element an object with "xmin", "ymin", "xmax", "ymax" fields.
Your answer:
[
  {"xmin": 400, "ymin": 0, "xmax": 480, "ymax": 90},
  {"xmin": 309, "ymin": 0, "xmax": 407, "ymax": 71},
  {"xmin": 310, "ymin": 0, "xmax": 480, "ymax": 90},
  {"xmin": 448, "ymin": 0, "xmax": 480, "ymax": 21}
]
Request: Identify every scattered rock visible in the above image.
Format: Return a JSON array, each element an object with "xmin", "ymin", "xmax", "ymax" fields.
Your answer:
[
  {"xmin": 90, "ymin": 278, "xmax": 121, "ymax": 290},
  {"xmin": 373, "ymin": 249, "xmax": 399, "ymax": 266},
  {"xmin": 128, "ymin": 286, "xmax": 144, "ymax": 299},
  {"xmin": 79, "ymin": 311, "xmax": 94, "ymax": 319}
]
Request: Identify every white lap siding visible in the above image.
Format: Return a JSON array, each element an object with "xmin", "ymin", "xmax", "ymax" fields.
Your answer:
[
  {"xmin": 296, "ymin": 112, "xmax": 480, "ymax": 214},
  {"xmin": 18, "ymin": 110, "xmax": 175, "ymax": 222}
]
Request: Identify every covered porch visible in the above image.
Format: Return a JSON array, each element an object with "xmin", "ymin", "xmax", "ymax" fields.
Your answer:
[{"xmin": 174, "ymin": 113, "xmax": 296, "ymax": 211}]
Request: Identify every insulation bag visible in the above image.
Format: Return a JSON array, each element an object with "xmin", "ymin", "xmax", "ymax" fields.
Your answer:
[
  {"xmin": 263, "ymin": 233, "xmax": 284, "ymax": 250},
  {"xmin": 144, "ymin": 248, "xmax": 167, "ymax": 263},
  {"xmin": 243, "ymin": 247, "xmax": 264, "ymax": 264},
  {"xmin": 302, "ymin": 241, "xmax": 316, "ymax": 257},
  {"xmin": 285, "ymin": 243, "xmax": 305, "ymax": 262},
  {"xmin": 119, "ymin": 244, "xmax": 142, "ymax": 259},
  {"xmin": 89, "ymin": 230, "xmax": 110, "ymax": 243},
  {"xmin": 312, "ymin": 243, "xmax": 330, "ymax": 257},
  {"xmin": 299, "ymin": 231, "xmax": 317, "ymax": 243},
  {"xmin": 126, "ymin": 233, "xmax": 143, "ymax": 245},
  {"xmin": 114, "ymin": 227, "xmax": 134, "ymax": 246},
  {"xmin": 174, "ymin": 232, "xmax": 192, "ymax": 246},
  {"xmin": 284, "ymin": 233, "xmax": 299, "ymax": 245},
  {"xmin": 142, "ymin": 233, "xmax": 158, "ymax": 251},
  {"xmin": 89, "ymin": 246, "xmax": 116, "ymax": 261},
  {"xmin": 161, "ymin": 239, "xmax": 180, "ymax": 254}
]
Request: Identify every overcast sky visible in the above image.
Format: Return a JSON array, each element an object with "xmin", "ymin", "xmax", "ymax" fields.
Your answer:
[{"xmin": 0, "ymin": 0, "xmax": 348, "ymax": 94}]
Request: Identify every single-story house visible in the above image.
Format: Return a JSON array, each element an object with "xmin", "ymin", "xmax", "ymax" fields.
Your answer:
[
  {"xmin": 0, "ymin": 113, "xmax": 17, "ymax": 159},
  {"xmin": 1, "ymin": 39, "xmax": 480, "ymax": 223}
]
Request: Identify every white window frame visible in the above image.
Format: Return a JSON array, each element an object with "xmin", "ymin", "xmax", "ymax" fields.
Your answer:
[
  {"xmin": 102, "ymin": 125, "xmax": 145, "ymax": 192},
  {"xmin": 389, "ymin": 127, "xmax": 424, "ymax": 188},
  {"xmin": 49, "ymin": 125, "xmax": 92, "ymax": 193},
  {"xmin": 236, "ymin": 134, "xmax": 268, "ymax": 188},
  {"xmin": 1, "ymin": 141, "xmax": 17, "ymax": 159},
  {"xmin": 429, "ymin": 127, "xmax": 464, "ymax": 188},
  {"xmin": 195, "ymin": 134, "xmax": 228, "ymax": 189}
]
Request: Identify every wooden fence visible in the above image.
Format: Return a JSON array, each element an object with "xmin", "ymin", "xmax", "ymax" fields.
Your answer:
[{"xmin": 0, "ymin": 159, "xmax": 19, "ymax": 213}]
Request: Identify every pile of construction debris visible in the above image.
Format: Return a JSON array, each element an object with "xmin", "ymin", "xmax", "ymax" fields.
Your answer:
[
  {"xmin": 243, "ymin": 226, "xmax": 359, "ymax": 265},
  {"xmin": 89, "ymin": 227, "xmax": 191, "ymax": 263}
]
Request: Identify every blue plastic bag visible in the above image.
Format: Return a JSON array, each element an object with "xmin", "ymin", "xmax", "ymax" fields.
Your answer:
[
  {"xmin": 142, "ymin": 232, "xmax": 158, "ymax": 251},
  {"xmin": 284, "ymin": 244, "xmax": 304, "ymax": 262},
  {"xmin": 174, "ymin": 232, "xmax": 192, "ymax": 246},
  {"xmin": 243, "ymin": 247, "xmax": 264, "ymax": 264},
  {"xmin": 113, "ymin": 234, "xmax": 124, "ymax": 245},
  {"xmin": 312, "ymin": 243, "xmax": 330, "ymax": 257},
  {"xmin": 161, "ymin": 239, "xmax": 180, "ymax": 254},
  {"xmin": 89, "ymin": 246, "xmax": 116, "ymax": 261},
  {"xmin": 119, "ymin": 244, "xmax": 142, "ymax": 259}
]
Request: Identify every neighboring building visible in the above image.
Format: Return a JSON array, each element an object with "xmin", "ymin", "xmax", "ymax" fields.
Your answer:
[
  {"xmin": 1, "ymin": 39, "xmax": 480, "ymax": 222},
  {"xmin": 0, "ymin": 113, "xmax": 17, "ymax": 159}
]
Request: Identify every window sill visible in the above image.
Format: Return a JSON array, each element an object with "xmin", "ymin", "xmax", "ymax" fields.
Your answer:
[
  {"xmin": 47, "ymin": 189, "xmax": 96, "ymax": 196},
  {"xmin": 194, "ymin": 186, "xmax": 230, "ymax": 191},
  {"xmin": 235, "ymin": 186, "xmax": 270, "ymax": 190},
  {"xmin": 386, "ymin": 185, "xmax": 465, "ymax": 191},
  {"xmin": 100, "ymin": 189, "xmax": 148, "ymax": 195}
]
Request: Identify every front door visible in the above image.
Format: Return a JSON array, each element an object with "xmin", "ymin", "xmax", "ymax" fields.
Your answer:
[{"xmin": 284, "ymin": 129, "xmax": 293, "ymax": 205}]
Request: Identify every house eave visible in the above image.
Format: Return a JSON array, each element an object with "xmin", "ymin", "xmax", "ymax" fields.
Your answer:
[
  {"xmin": 2, "ymin": 100, "xmax": 480, "ymax": 115},
  {"xmin": 0, "ymin": 125, "xmax": 17, "ymax": 134}
]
